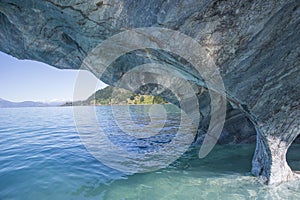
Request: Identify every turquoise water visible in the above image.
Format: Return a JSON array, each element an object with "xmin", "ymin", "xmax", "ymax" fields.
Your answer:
[{"xmin": 0, "ymin": 106, "xmax": 300, "ymax": 199}]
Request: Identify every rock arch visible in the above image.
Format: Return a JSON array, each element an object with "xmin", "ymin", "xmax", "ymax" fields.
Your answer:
[{"xmin": 0, "ymin": 0, "xmax": 299, "ymax": 184}]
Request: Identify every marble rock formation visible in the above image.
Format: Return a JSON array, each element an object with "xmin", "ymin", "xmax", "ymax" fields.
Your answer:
[{"xmin": 0, "ymin": 0, "xmax": 299, "ymax": 185}]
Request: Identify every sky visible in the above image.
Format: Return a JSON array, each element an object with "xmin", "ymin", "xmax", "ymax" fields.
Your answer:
[{"xmin": 0, "ymin": 51, "xmax": 107, "ymax": 102}]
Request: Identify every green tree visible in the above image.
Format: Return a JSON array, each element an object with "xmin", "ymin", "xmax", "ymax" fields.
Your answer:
[
  {"xmin": 140, "ymin": 96, "xmax": 145, "ymax": 102},
  {"xmin": 153, "ymin": 96, "xmax": 167, "ymax": 104}
]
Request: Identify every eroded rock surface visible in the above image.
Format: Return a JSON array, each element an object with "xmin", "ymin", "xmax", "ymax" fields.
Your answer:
[{"xmin": 0, "ymin": 0, "xmax": 299, "ymax": 185}]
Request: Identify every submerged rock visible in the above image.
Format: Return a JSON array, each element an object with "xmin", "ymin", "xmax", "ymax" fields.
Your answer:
[{"xmin": 0, "ymin": 0, "xmax": 299, "ymax": 185}]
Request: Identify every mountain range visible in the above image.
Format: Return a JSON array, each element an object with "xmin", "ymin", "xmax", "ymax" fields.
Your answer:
[
  {"xmin": 0, "ymin": 98, "xmax": 63, "ymax": 108},
  {"xmin": 1, "ymin": 86, "xmax": 168, "ymax": 108}
]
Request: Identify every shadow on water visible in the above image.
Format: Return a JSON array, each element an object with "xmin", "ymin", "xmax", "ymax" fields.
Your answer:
[
  {"xmin": 80, "ymin": 143, "xmax": 300, "ymax": 200},
  {"xmin": 79, "ymin": 144, "xmax": 258, "ymax": 198},
  {"xmin": 170, "ymin": 144, "xmax": 256, "ymax": 174}
]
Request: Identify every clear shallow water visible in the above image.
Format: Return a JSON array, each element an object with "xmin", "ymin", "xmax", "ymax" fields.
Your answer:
[{"xmin": 0, "ymin": 106, "xmax": 300, "ymax": 200}]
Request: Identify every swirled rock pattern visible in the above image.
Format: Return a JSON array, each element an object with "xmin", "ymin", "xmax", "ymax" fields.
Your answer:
[{"xmin": 0, "ymin": 0, "xmax": 299, "ymax": 185}]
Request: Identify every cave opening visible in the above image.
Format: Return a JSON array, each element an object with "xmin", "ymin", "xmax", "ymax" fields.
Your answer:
[
  {"xmin": 192, "ymin": 104, "xmax": 258, "ymax": 174},
  {"xmin": 98, "ymin": 47, "xmax": 260, "ymax": 174},
  {"xmin": 287, "ymin": 134, "xmax": 300, "ymax": 172}
]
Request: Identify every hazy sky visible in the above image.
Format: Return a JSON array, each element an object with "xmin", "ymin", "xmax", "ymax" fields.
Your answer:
[{"xmin": 0, "ymin": 51, "xmax": 107, "ymax": 102}]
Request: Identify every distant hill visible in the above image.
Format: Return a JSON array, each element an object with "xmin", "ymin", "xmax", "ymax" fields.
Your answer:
[
  {"xmin": 0, "ymin": 98, "xmax": 58, "ymax": 108},
  {"xmin": 64, "ymin": 86, "xmax": 168, "ymax": 106}
]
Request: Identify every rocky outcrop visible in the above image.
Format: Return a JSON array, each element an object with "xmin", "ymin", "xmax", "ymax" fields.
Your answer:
[{"xmin": 0, "ymin": 0, "xmax": 299, "ymax": 185}]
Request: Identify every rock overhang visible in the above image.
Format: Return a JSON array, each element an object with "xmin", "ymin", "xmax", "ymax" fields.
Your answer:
[{"xmin": 0, "ymin": 0, "xmax": 299, "ymax": 185}]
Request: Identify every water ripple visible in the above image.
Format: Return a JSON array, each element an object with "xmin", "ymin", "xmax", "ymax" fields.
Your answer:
[{"xmin": 0, "ymin": 106, "xmax": 300, "ymax": 199}]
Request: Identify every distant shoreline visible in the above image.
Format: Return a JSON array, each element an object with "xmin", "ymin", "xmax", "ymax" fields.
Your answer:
[
  {"xmin": 62, "ymin": 86, "xmax": 168, "ymax": 107},
  {"xmin": 62, "ymin": 102, "xmax": 170, "ymax": 107}
]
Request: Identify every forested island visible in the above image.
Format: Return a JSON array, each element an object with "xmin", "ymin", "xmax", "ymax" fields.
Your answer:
[{"xmin": 64, "ymin": 86, "xmax": 168, "ymax": 106}]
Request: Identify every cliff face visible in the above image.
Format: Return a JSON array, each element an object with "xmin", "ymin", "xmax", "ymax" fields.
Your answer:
[{"xmin": 0, "ymin": 0, "xmax": 299, "ymax": 185}]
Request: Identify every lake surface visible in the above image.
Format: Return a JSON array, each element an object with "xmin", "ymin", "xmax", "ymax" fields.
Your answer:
[{"xmin": 0, "ymin": 105, "xmax": 300, "ymax": 199}]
